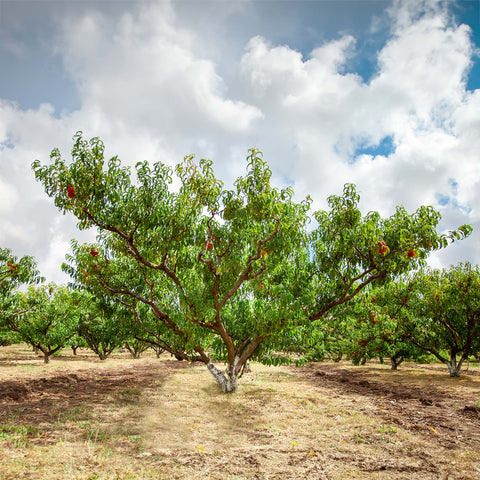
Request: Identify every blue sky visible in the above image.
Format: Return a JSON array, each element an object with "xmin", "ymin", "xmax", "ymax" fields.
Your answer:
[{"xmin": 1, "ymin": 0, "xmax": 480, "ymax": 283}]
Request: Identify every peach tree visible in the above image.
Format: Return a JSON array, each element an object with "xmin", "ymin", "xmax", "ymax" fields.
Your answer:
[
  {"xmin": 0, "ymin": 247, "xmax": 44, "ymax": 345},
  {"xmin": 32, "ymin": 133, "xmax": 472, "ymax": 392},
  {"xmin": 74, "ymin": 290, "xmax": 131, "ymax": 360},
  {"xmin": 327, "ymin": 280, "xmax": 425, "ymax": 369},
  {"xmin": 287, "ymin": 185, "xmax": 471, "ymax": 365},
  {"xmin": 335, "ymin": 265, "xmax": 480, "ymax": 375},
  {"xmin": 5, "ymin": 284, "xmax": 81, "ymax": 363},
  {"xmin": 33, "ymin": 132, "xmax": 310, "ymax": 392},
  {"xmin": 304, "ymin": 184, "xmax": 471, "ymax": 323},
  {"xmin": 400, "ymin": 263, "xmax": 480, "ymax": 376}
]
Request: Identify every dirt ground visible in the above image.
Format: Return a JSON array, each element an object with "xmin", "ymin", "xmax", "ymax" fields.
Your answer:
[
  {"xmin": 298, "ymin": 362, "xmax": 480, "ymax": 448},
  {"xmin": 0, "ymin": 345, "xmax": 479, "ymax": 479}
]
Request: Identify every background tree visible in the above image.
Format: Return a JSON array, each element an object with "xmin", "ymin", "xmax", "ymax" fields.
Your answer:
[
  {"xmin": 5, "ymin": 284, "xmax": 81, "ymax": 363},
  {"xmin": 304, "ymin": 184, "xmax": 471, "ymax": 323},
  {"xmin": 330, "ymin": 281, "xmax": 425, "ymax": 369},
  {"xmin": 1, "ymin": 248, "xmax": 44, "ymax": 346},
  {"xmin": 401, "ymin": 263, "xmax": 480, "ymax": 376},
  {"xmin": 74, "ymin": 291, "xmax": 129, "ymax": 360},
  {"xmin": 283, "ymin": 185, "xmax": 471, "ymax": 367}
]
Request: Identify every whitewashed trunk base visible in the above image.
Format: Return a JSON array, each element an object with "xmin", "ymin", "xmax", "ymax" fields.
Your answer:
[{"xmin": 207, "ymin": 361, "xmax": 239, "ymax": 393}]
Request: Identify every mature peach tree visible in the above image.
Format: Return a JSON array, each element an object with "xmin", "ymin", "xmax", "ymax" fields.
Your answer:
[
  {"xmin": 287, "ymin": 186, "xmax": 471, "ymax": 366},
  {"xmin": 33, "ymin": 133, "xmax": 310, "ymax": 392},
  {"xmin": 324, "ymin": 264, "xmax": 480, "ymax": 376},
  {"xmin": 32, "ymin": 132, "xmax": 471, "ymax": 392},
  {"xmin": 320, "ymin": 279, "xmax": 425, "ymax": 369}
]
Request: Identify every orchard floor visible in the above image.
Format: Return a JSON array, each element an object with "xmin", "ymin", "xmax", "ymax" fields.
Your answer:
[{"xmin": 0, "ymin": 345, "xmax": 479, "ymax": 480}]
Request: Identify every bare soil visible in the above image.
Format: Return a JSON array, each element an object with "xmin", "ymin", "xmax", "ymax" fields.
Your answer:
[
  {"xmin": 298, "ymin": 362, "xmax": 480, "ymax": 448},
  {"xmin": 0, "ymin": 345, "xmax": 479, "ymax": 479}
]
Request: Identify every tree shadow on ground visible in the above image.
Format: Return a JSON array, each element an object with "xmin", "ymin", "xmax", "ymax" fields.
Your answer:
[{"xmin": 0, "ymin": 359, "xmax": 190, "ymax": 432}]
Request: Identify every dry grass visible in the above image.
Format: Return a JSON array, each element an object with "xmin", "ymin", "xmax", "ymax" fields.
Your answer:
[{"xmin": 0, "ymin": 344, "xmax": 479, "ymax": 479}]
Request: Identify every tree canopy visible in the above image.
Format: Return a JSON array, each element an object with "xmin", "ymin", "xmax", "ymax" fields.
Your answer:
[{"xmin": 32, "ymin": 132, "xmax": 472, "ymax": 391}]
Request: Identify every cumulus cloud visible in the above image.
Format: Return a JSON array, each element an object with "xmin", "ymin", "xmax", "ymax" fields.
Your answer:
[
  {"xmin": 0, "ymin": 0, "xmax": 479, "ymax": 284},
  {"xmin": 239, "ymin": 0, "xmax": 480, "ymax": 244},
  {"xmin": 0, "ymin": 176, "xmax": 18, "ymax": 214},
  {"xmin": 57, "ymin": 2, "xmax": 262, "ymax": 142}
]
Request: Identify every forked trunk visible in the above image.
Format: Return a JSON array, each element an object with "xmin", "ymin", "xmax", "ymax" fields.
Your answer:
[
  {"xmin": 154, "ymin": 346, "xmax": 164, "ymax": 358},
  {"xmin": 207, "ymin": 358, "xmax": 240, "ymax": 394},
  {"xmin": 446, "ymin": 356, "xmax": 464, "ymax": 377},
  {"xmin": 390, "ymin": 355, "xmax": 404, "ymax": 370},
  {"xmin": 332, "ymin": 352, "xmax": 343, "ymax": 362}
]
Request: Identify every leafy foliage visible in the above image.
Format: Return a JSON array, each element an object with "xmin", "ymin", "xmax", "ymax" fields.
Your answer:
[
  {"xmin": 75, "ymin": 291, "xmax": 130, "ymax": 360},
  {"xmin": 401, "ymin": 263, "xmax": 480, "ymax": 376},
  {"xmin": 1, "ymin": 248, "xmax": 44, "ymax": 346},
  {"xmin": 305, "ymin": 184, "xmax": 472, "ymax": 321},
  {"xmin": 4, "ymin": 284, "xmax": 81, "ymax": 363},
  {"xmin": 32, "ymin": 132, "xmax": 472, "ymax": 391}
]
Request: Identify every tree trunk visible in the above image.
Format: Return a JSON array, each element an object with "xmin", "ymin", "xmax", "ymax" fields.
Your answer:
[
  {"xmin": 332, "ymin": 352, "xmax": 343, "ymax": 362},
  {"xmin": 72, "ymin": 346, "xmax": 78, "ymax": 356},
  {"xmin": 446, "ymin": 355, "xmax": 464, "ymax": 377},
  {"xmin": 43, "ymin": 352, "xmax": 50, "ymax": 364},
  {"xmin": 390, "ymin": 355, "xmax": 404, "ymax": 370},
  {"xmin": 154, "ymin": 346, "xmax": 164, "ymax": 358},
  {"xmin": 207, "ymin": 360, "xmax": 239, "ymax": 394}
]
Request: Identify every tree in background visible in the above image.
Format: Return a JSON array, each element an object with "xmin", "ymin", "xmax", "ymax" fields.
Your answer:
[
  {"xmin": 281, "ymin": 185, "xmax": 471, "ymax": 367},
  {"xmin": 401, "ymin": 263, "xmax": 480, "ymax": 376},
  {"xmin": 33, "ymin": 133, "xmax": 472, "ymax": 391},
  {"xmin": 75, "ymin": 291, "xmax": 129, "ymax": 360},
  {"xmin": 326, "ymin": 279, "xmax": 425, "ymax": 369},
  {"xmin": 304, "ymin": 184, "xmax": 471, "ymax": 323},
  {"xmin": 4, "ymin": 284, "xmax": 81, "ymax": 363},
  {"xmin": 0, "ymin": 247, "xmax": 44, "ymax": 345},
  {"xmin": 329, "ymin": 264, "xmax": 480, "ymax": 376}
]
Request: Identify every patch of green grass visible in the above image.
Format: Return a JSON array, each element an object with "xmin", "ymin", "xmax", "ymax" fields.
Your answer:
[
  {"xmin": 79, "ymin": 421, "xmax": 110, "ymax": 443},
  {"xmin": 0, "ymin": 423, "xmax": 42, "ymax": 447},
  {"xmin": 57, "ymin": 406, "xmax": 92, "ymax": 423},
  {"xmin": 119, "ymin": 388, "xmax": 141, "ymax": 397},
  {"xmin": 378, "ymin": 424, "xmax": 397, "ymax": 434}
]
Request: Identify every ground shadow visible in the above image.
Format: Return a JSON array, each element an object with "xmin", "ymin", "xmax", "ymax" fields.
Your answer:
[{"xmin": 0, "ymin": 359, "xmax": 191, "ymax": 431}]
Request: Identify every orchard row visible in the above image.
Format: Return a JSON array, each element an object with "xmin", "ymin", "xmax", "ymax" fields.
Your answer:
[
  {"xmin": 0, "ymin": 133, "xmax": 475, "ymax": 392},
  {"xmin": 1, "ymin": 255, "xmax": 479, "ymax": 380}
]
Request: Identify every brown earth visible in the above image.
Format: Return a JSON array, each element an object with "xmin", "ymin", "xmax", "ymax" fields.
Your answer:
[
  {"xmin": 298, "ymin": 362, "xmax": 480, "ymax": 449},
  {"xmin": 0, "ymin": 345, "xmax": 479, "ymax": 479}
]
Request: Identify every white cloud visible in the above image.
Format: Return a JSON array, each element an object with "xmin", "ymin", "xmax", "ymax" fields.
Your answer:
[
  {"xmin": 0, "ymin": 177, "xmax": 18, "ymax": 214},
  {"xmin": 239, "ymin": 2, "xmax": 479, "ymax": 217},
  {"xmin": 0, "ymin": 0, "xmax": 479, "ymax": 284},
  {"xmin": 57, "ymin": 2, "xmax": 262, "ymax": 142}
]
